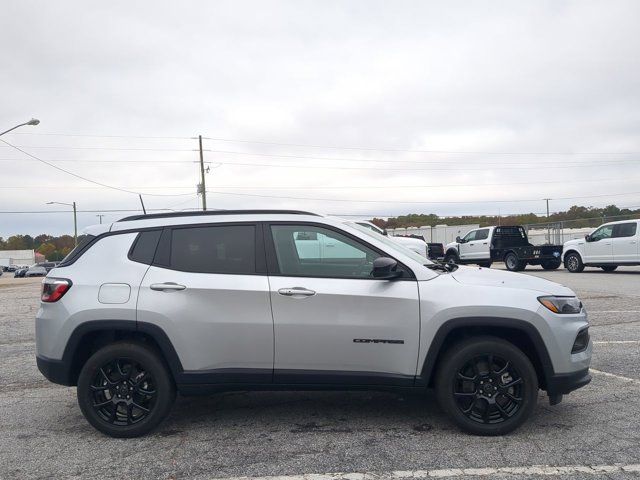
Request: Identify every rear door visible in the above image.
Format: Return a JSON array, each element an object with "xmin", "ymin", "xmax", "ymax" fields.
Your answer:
[
  {"xmin": 612, "ymin": 222, "xmax": 639, "ymax": 263},
  {"xmin": 137, "ymin": 223, "xmax": 274, "ymax": 382},
  {"xmin": 266, "ymin": 223, "xmax": 420, "ymax": 385},
  {"xmin": 584, "ymin": 224, "xmax": 614, "ymax": 263}
]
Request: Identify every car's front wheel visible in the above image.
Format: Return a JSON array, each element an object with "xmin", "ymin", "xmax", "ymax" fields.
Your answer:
[
  {"xmin": 564, "ymin": 252, "xmax": 585, "ymax": 273},
  {"xmin": 435, "ymin": 336, "xmax": 538, "ymax": 436},
  {"xmin": 444, "ymin": 252, "xmax": 459, "ymax": 265},
  {"xmin": 77, "ymin": 342, "xmax": 176, "ymax": 438}
]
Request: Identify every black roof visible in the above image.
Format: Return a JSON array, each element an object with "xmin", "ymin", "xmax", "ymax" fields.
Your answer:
[{"xmin": 118, "ymin": 209, "xmax": 320, "ymax": 222}]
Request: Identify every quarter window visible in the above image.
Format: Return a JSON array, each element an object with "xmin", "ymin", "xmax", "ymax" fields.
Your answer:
[
  {"xmin": 270, "ymin": 225, "xmax": 380, "ymax": 278},
  {"xmin": 613, "ymin": 223, "xmax": 637, "ymax": 238},
  {"xmin": 169, "ymin": 225, "xmax": 255, "ymax": 274}
]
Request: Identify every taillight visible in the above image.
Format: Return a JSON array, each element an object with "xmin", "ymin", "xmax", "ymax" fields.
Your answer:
[{"xmin": 41, "ymin": 278, "xmax": 72, "ymax": 303}]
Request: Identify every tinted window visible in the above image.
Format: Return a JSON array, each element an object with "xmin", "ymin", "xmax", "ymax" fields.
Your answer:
[
  {"xmin": 475, "ymin": 229, "xmax": 489, "ymax": 240},
  {"xmin": 613, "ymin": 223, "xmax": 637, "ymax": 238},
  {"xmin": 129, "ymin": 230, "xmax": 162, "ymax": 265},
  {"xmin": 591, "ymin": 225, "xmax": 614, "ymax": 241},
  {"xmin": 170, "ymin": 225, "xmax": 255, "ymax": 274},
  {"xmin": 271, "ymin": 225, "xmax": 380, "ymax": 278}
]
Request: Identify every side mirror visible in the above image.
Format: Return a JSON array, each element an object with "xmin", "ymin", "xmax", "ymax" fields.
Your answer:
[
  {"xmin": 584, "ymin": 234, "xmax": 592, "ymax": 242},
  {"xmin": 456, "ymin": 236, "xmax": 462, "ymax": 243},
  {"xmin": 372, "ymin": 257, "xmax": 402, "ymax": 280}
]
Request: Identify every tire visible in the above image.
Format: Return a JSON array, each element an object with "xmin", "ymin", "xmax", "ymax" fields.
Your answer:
[
  {"xmin": 477, "ymin": 262, "xmax": 492, "ymax": 268},
  {"xmin": 601, "ymin": 266, "xmax": 618, "ymax": 272},
  {"xmin": 435, "ymin": 336, "xmax": 538, "ymax": 436},
  {"xmin": 564, "ymin": 252, "xmax": 584, "ymax": 273},
  {"xmin": 77, "ymin": 342, "xmax": 176, "ymax": 438},
  {"xmin": 541, "ymin": 260, "xmax": 561, "ymax": 270},
  {"xmin": 444, "ymin": 252, "xmax": 459, "ymax": 265},
  {"xmin": 504, "ymin": 252, "xmax": 525, "ymax": 272}
]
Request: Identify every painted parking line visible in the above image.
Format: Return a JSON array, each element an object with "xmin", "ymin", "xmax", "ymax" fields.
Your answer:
[
  {"xmin": 590, "ymin": 368, "xmax": 640, "ymax": 385},
  {"xmin": 588, "ymin": 310, "xmax": 640, "ymax": 313},
  {"xmin": 593, "ymin": 340, "xmax": 640, "ymax": 344},
  {"xmin": 212, "ymin": 464, "xmax": 640, "ymax": 479}
]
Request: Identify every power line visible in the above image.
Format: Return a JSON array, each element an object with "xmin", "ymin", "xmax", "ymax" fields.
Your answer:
[
  {"xmin": 0, "ymin": 145, "xmax": 202, "ymax": 152},
  {"xmin": 0, "ymin": 139, "xmax": 195, "ymax": 197},
  {"xmin": 203, "ymin": 189, "xmax": 640, "ymax": 205},
  {"xmin": 202, "ymin": 136, "xmax": 640, "ymax": 156}
]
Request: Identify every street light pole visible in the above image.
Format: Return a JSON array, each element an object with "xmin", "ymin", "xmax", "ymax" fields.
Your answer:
[
  {"xmin": 0, "ymin": 118, "xmax": 40, "ymax": 137},
  {"xmin": 96, "ymin": 214, "xmax": 105, "ymax": 224},
  {"xmin": 46, "ymin": 201, "xmax": 78, "ymax": 246}
]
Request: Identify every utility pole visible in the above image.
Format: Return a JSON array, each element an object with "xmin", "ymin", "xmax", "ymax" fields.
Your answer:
[
  {"xmin": 72, "ymin": 202, "xmax": 78, "ymax": 246},
  {"xmin": 96, "ymin": 214, "xmax": 105, "ymax": 224},
  {"xmin": 544, "ymin": 198, "xmax": 551, "ymax": 244},
  {"xmin": 198, "ymin": 135, "xmax": 207, "ymax": 211}
]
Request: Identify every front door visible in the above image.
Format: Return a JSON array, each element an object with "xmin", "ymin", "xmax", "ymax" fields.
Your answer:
[
  {"xmin": 137, "ymin": 223, "xmax": 274, "ymax": 382},
  {"xmin": 460, "ymin": 229, "xmax": 490, "ymax": 260},
  {"xmin": 612, "ymin": 222, "xmax": 639, "ymax": 263},
  {"xmin": 266, "ymin": 223, "xmax": 420, "ymax": 385},
  {"xmin": 584, "ymin": 224, "xmax": 614, "ymax": 263}
]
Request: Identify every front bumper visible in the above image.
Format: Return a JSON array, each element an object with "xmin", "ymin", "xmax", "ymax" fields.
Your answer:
[{"xmin": 545, "ymin": 367, "xmax": 592, "ymax": 405}]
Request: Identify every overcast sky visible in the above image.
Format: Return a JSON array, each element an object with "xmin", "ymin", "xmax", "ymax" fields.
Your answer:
[{"xmin": 1, "ymin": 0, "xmax": 639, "ymax": 237}]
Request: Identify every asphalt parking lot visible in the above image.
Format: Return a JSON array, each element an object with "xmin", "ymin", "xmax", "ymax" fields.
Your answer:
[{"xmin": 1, "ymin": 266, "xmax": 639, "ymax": 479}]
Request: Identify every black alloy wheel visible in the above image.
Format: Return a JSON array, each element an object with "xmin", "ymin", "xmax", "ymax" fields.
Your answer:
[
  {"xmin": 89, "ymin": 358, "xmax": 157, "ymax": 426},
  {"xmin": 435, "ymin": 336, "xmax": 538, "ymax": 435},
  {"xmin": 453, "ymin": 354, "xmax": 523, "ymax": 424},
  {"xmin": 77, "ymin": 342, "xmax": 175, "ymax": 437}
]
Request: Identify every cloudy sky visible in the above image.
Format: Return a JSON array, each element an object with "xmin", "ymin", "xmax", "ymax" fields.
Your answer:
[{"xmin": 1, "ymin": 0, "xmax": 639, "ymax": 237}]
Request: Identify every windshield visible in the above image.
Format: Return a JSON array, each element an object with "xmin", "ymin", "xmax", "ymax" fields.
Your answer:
[{"xmin": 348, "ymin": 222, "xmax": 435, "ymax": 265}]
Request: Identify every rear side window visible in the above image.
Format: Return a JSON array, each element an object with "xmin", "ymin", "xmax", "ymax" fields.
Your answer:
[
  {"xmin": 475, "ymin": 229, "xmax": 489, "ymax": 240},
  {"xmin": 169, "ymin": 225, "xmax": 256, "ymax": 274},
  {"xmin": 58, "ymin": 234, "xmax": 96, "ymax": 266},
  {"xmin": 129, "ymin": 230, "xmax": 162, "ymax": 265},
  {"xmin": 613, "ymin": 223, "xmax": 637, "ymax": 238}
]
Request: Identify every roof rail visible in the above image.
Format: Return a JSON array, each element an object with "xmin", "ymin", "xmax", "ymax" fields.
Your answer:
[{"xmin": 118, "ymin": 209, "xmax": 320, "ymax": 222}]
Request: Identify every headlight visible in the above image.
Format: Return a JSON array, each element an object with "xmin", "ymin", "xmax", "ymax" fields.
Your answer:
[{"xmin": 538, "ymin": 296, "xmax": 582, "ymax": 314}]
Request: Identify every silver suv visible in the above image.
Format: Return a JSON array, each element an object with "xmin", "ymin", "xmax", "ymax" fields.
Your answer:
[{"xmin": 36, "ymin": 210, "xmax": 592, "ymax": 437}]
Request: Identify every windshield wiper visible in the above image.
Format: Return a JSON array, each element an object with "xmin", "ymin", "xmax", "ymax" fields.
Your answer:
[{"xmin": 426, "ymin": 263, "xmax": 458, "ymax": 272}]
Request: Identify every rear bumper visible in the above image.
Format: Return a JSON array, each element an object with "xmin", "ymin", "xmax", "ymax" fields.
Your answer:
[{"xmin": 36, "ymin": 355, "xmax": 74, "ymax": 386}]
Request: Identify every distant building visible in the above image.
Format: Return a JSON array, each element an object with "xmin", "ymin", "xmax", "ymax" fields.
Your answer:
[{"xmin": 0, "ymin": 249, "xmax": 36, "ymax": 267}]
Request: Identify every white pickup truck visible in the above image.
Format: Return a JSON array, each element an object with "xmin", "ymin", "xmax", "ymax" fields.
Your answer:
[
  {"xmin": 444, "ymin": 225, "xmax": 563, "ymax": 271},
  {"xmin": 562, "ymin": 219, "xmax": 640, "ymax": 272}
]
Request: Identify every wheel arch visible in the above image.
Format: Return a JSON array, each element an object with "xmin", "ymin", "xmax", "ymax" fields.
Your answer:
[
  {"xmin": 417, "ymin": 317, "xmax": 554, "ymax": 391},
  {"xmin": 563, "ymin": 249, "xmax": 582, "ymax": 261},
  {"xmin": 59, "ymin": 320, "xmax": 183, "ymax": 386},
  {"xmin": 445, "ymin": 248, "xmax": 459, "ymax": 258}
]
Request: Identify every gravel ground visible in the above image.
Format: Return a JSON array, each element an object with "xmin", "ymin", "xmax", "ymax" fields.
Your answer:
[{"xmin": 1, "ymin": 267, "xmax": 639, "ymax": 479}]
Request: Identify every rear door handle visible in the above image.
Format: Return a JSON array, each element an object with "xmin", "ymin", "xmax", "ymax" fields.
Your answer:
[
  {"xmin": 278, "ymin": 287, "xmax": 316, "ymax": 297},
  {"xmin": 150, "ymin": 282, "xmax": 186, "ymax": 291}
]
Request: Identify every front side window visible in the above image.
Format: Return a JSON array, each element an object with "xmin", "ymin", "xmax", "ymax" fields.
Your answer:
[
  {"xmin": 591, "ymin": 225, "xmax": 614, "ymax": 241},
  {"xmin": 613, "ymin": 223, "xmax": 638, "ymax": 238},
  {"xmin": 270, "ymin": 225, "xmax": 380, "ymax": 278},
  {"xmin": 462, "ymin": 230, "xmax": 477, "ymax": 242},
  {"xmin": 170, "ymin": 225, "xmax": 255, "ymax": 274}
]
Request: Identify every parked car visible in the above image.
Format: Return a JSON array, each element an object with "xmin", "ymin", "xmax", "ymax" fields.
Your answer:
[
  {"xmin": 563, "ymin": 219, "xmax": 640, "ymax": 273},
  {"xmin": 354, "ymin": 221, "xmax": 430, "ymax": 258},
  {"xmin": 36, "ymin": 210, "xmax": 591, "ymax": 438},
  {"xmin": 444, "ymin": 225, "xmax": 563, "ymax": 271},
  {"xmin": 14, "ymin": 266, "xmax": 28, "ymax": 278},
  {"xmin": 25, "ymin": 265, "xmax": 47, "ymax": 277}
]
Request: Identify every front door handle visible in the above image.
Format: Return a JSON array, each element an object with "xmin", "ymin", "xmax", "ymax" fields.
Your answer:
[
  {"xmin": 278, "ymin": 287, "xmax": 316, "ymax": 297},
  {"xmin": 150, "ymin": 282, "xmax": 186, "ymax": 291}
]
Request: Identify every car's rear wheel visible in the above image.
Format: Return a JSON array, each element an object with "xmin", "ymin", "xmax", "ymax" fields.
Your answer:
[
  {"xmin": 435, "ymin": 336, "xmax": 538, "ymax": 436},
  {"xmin": 541, "ymin": 260, "xmax": 561, "ymax": 270},
  {"xmin": 504, "ymin": 252, "xmax": 525, "ymax": 271},
  {"xmin": 601, "ymin": 266, "xmax": 618, "ymax": 272},
  {"xmin": 564, "ymin": 252, "xmax": 584, "ymax": 273},
  {"xmin": 77, "ymin": 342, "xmax": 175, "ymax": 438}
]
